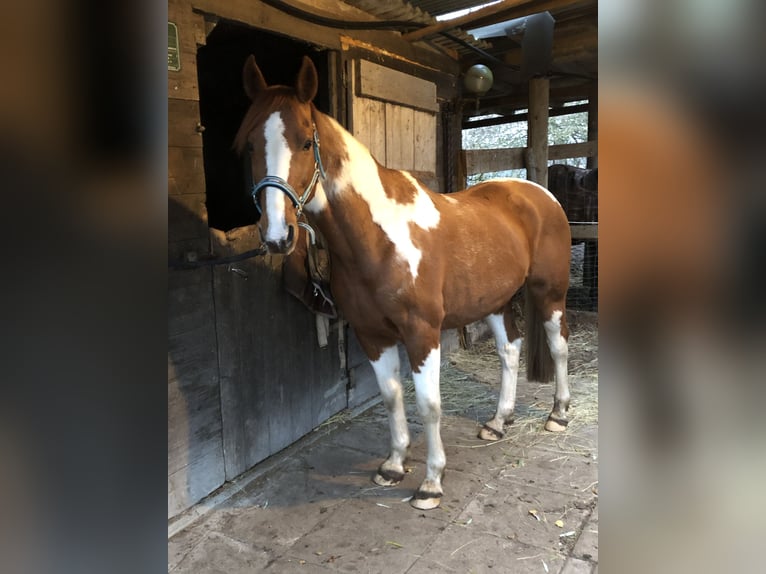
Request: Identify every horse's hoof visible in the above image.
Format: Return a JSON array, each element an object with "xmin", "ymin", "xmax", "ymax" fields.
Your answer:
[
  {"xmin": 478, "ymin": 424, "xmax": 504, "ymax": 441},
  {"xmin": 410, "ymin": 490, "xmax": 442, "ymax": 510},
  {"xmin": 544, "ymin": 416, "xmax": 569, "ymax": 432},
  {"xmin": 373, "ymin": 467, "xmax": 404, "ymax": 486}
]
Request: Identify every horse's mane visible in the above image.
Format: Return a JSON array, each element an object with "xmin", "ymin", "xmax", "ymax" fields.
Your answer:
[{"xmin": 232, "ymin": 87, "xmax": 294, "ymax": 155}]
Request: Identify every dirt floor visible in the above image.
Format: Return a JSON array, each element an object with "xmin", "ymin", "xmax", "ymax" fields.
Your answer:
[{"xmin": 169, "ymin": 311, "xmax": 598, "ymax": 573}]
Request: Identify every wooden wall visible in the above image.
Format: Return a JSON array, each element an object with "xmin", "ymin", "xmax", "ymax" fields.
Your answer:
[
  {"xmin": 351, "ymin": 59, "xmax": 439, "ymax": 191},
  {"xmin": 168, "ymin": 0, "xmax": 225, "ymax": 518}
]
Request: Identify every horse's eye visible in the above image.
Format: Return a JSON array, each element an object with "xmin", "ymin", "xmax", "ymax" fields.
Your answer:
[
  {"xmin": 302, "ymin": 139, "xmax": 312, "ymax": 151},
  {"xmin": 246, "ymin": 142, "xmax": 254, "ymax": 152}
]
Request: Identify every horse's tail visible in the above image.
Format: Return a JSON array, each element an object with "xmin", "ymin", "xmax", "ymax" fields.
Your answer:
[{"xmin": 525, "ymin": 286, "xmax": 555, "ymax": 383}]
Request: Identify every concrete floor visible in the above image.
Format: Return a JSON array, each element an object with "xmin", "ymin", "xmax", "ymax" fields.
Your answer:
[{"xmin": 169, "ymin": 359, "xmax": 598, "ymax": 574}]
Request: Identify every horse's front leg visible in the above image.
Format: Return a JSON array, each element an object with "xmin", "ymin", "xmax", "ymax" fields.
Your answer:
[
  {"xmin": 369, "ymin": 345, "xmax": 410, "ymax": 486},
  {"xmin": 407, "ymin": 343, "xmax": 445, "ymax": 510}
]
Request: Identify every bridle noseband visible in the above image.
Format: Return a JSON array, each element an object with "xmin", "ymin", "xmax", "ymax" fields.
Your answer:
[{"xmin": 251, "ymin": 122, "xmax": 326, "ymax": 244}]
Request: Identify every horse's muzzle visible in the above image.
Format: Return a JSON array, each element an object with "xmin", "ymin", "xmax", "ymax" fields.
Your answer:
[{"xmin": 261, "ymin": 223, "xmax": 296, "ymax": 255}]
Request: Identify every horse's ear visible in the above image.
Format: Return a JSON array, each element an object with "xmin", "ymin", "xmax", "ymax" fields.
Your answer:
[
  {"xmin": 243, "ymin": 55, "xmax": 267, "ymax": 101},
  {"xmin": 295, "ymin": 56, "xmax": 318, "ymax": 103}
]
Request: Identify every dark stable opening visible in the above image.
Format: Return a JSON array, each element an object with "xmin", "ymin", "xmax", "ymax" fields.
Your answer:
[{"xmin": 197, "ymin": 22, "xmax": 330, "ymax": 231}]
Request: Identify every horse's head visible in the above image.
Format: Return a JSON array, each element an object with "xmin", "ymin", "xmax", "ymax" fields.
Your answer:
[{"xmin": 234, "ymin": 55, "xmax": 320, "ymax": 255}]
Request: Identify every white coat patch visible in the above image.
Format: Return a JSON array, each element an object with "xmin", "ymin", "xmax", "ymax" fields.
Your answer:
[
  {"xmin": 331, "ymin": 122, "xmax": 440, "ymax": 279},
  {"xmin": 262, "ymin": 112, "xmax": 292, "ymax": 241}
]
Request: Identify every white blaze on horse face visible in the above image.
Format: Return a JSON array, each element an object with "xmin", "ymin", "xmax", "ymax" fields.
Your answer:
[
  {"xmin": 332, "ymin": 125, "xmax": 440, "ymax": 280},
  {"xmin": 262, "ymin": 112, "xmax": 292, "ymax": 242}
]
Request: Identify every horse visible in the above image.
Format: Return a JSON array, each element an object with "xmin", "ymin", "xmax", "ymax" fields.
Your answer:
[{"xmin": 234, "ymin": 55, "xmax": 572, "ymax": 510}]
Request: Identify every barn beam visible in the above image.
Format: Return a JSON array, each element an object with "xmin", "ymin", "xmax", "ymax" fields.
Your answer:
[
  {"xmin": 401, "ymin": 0, "xmax": 593, "ymax": 43},
  {"xmin": 462, "ymin": 102, "xmax": 589, "ymax": 129},
  {"xmin": 464, "ymin": 140, "xmax": 597, "ymax": 175},
  {"xmin": 526, "ymin": 76, "xmax": 550, "ymax": 186}
]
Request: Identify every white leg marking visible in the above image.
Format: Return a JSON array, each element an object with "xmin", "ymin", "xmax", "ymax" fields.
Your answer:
[
  {"xmin": 484, "ymin": 314, "xmax": 521, "ymax": 434},
  {"xmin": 370, "ymin": 346, "xmax": 409, "ymax": 480},
  {"xmin": 330, "ymin": 121, "xmax": 440, "ymax": 279},
  {"xmin": 262, "ymin": 112, "xmax": 292, "ymax": 242},
  {"xmin": 544, "ymin": 310, "xmax": 570, "ymax": 407},
  {"xmin": 412, "ymin": 346, "xmax": 445, "ymax": 503}
]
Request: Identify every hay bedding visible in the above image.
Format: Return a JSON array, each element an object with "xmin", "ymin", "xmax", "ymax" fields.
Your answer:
[
  {"xmin": 322, "ymin": 311, "xmax": 598, "ymax": 450},
  {"xmin": 418, "ymin": 310, "xmax": 599, "ymax": 447},
  {"xmin": 434, "ymin": 310, "xmax": 598, "ymax": 451}
]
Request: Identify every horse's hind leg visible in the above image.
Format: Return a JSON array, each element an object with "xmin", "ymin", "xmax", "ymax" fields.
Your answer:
[
  {"xmin": 369, "ymin": 345, "xmax": 410, "ymax": 486},
  {"xmin": 478, "ymin": 309, "xmax": 522, "ymax": 441},
  {"xmin": 526, "ymin": 280, "xmax": 571, "ymax": 431},
  {"xmin": 543, "ymin": 307, "xmax": 571, "ymax": 432}
]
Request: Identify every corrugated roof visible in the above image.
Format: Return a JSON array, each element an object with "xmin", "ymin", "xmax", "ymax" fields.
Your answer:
[
  {"xmin": 341, "ymin": 0, "xmax": 491, "ymax": 57},
  {"xmin": 407, "ymin": 0, "xmax": 499, "ymax": 17},
  {"xmin": 341, "ymin": 0, "xmax": 597, "ymax": 118}
]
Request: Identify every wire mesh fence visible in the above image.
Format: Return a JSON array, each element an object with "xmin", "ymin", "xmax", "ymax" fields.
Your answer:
[{"xmin": 567, "ymin": 240, "xmax": 598, "ymax": 311}]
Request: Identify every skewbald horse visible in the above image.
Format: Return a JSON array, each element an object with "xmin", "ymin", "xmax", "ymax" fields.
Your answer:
[{"xmin": 234, "ymin": 56, "xmax": 572, "ymax": 510}]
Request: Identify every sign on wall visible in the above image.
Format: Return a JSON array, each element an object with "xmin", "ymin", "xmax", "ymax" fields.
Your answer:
[{"xmin": 168, "ymin": 22, "xmax": 181, "ymax": 71}]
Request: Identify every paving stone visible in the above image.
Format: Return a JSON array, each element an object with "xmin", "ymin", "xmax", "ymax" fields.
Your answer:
[
  {"xmin": 409, "ymin": 523, "xmax": 566, "ymax": 574},
  {"xmin": 560, "ymin": 556, "xmax": 594, "ymax": 574},
  {"xmin": 168, "ymin": 372, "xmax": 599, "ymax": 574}
]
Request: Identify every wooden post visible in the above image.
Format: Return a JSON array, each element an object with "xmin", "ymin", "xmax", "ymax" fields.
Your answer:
[
  {"xmin": 587, "ymin": 84, "xmax": 598, "ymax": 169},
  {"xmin": 584, "ymin": 82, "xmax": 598, "ymax": 308},
  {"xmin": 527, "ymin": 77, "xmax": 550, "ymax": 187}
]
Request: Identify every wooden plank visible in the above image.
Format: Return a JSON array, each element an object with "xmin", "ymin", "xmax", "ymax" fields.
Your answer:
[
  {"xmin": 168, "ymin": 0, "xmax": 206, "ymax": 100},
  {"xmin": 169, "ymin": 99, "xmax": 204, "ymax": 148},
  {"xmin": 169, "ymin": 193, "xmax": 209, "ymax": 243},
  {"xmin": 187, "ymin": 0, "xmax": 458, "ymax": 76},
  {"xmin": 549, "ymin": 140, "xmax": 597, "ymax": 161},
  {"xmin": 570, "ymin": 223, "xmax": 598, "ymax": 240},
  {"xmin": 169, "ymin": 147, "xmax": 206, "ymax": 195},
  {"xmin": 385, "ymin": 103, "xmax": 414, "ymax": 170},
  {"xmin": 168, "ymin": 237, "xmax": 212, "ymax": 265},
  {"xmin": 413, "ymin": 109, "xmax": 436, "ymax": 174},
  {"xmin": 168, "ymin": 441, "xmax": 224, "ymax": 518},
  {"xmin": 169, "ymin": 0, "xmax": 207, "ymax": 53},
  {"xmin": 462, "ymin": 103, "xmax": 589, "ymax": 129},
  {"xmin": 169, "ymin": 267, "xmax": 214, "ymax": 336},
  {"xmin": 465, "ymin": 141, "xmax": 597, "ymax": 175},
  {"xmin": 192, "ymin": 0, "xmax": 340, "ymax": 50},
  {"xmin": 358, "ymin": 59, "xmax": 438, "ymax": 112},
  {"xmin": 352, "ymin": 97, "xmax": 386, "ymax": 164},
  {"xmin": 465, "ymin": 147, "xmax": 526, "ymax": 175},
  {"xmin": 167, "ymin": 318, "xmax": 224, "ymax": 517},
  {"xmin": 168, "ymin": 49, "xmax": 201, "ymax": 101},
  {"xmin": 212, "ymin": 230, "xmax": 345, "ymax": 480}
]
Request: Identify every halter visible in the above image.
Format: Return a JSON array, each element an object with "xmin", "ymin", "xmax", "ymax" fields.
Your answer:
[{"xmin": 251, "ymin": 122, "xmax": 326, "ymax": 244}]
